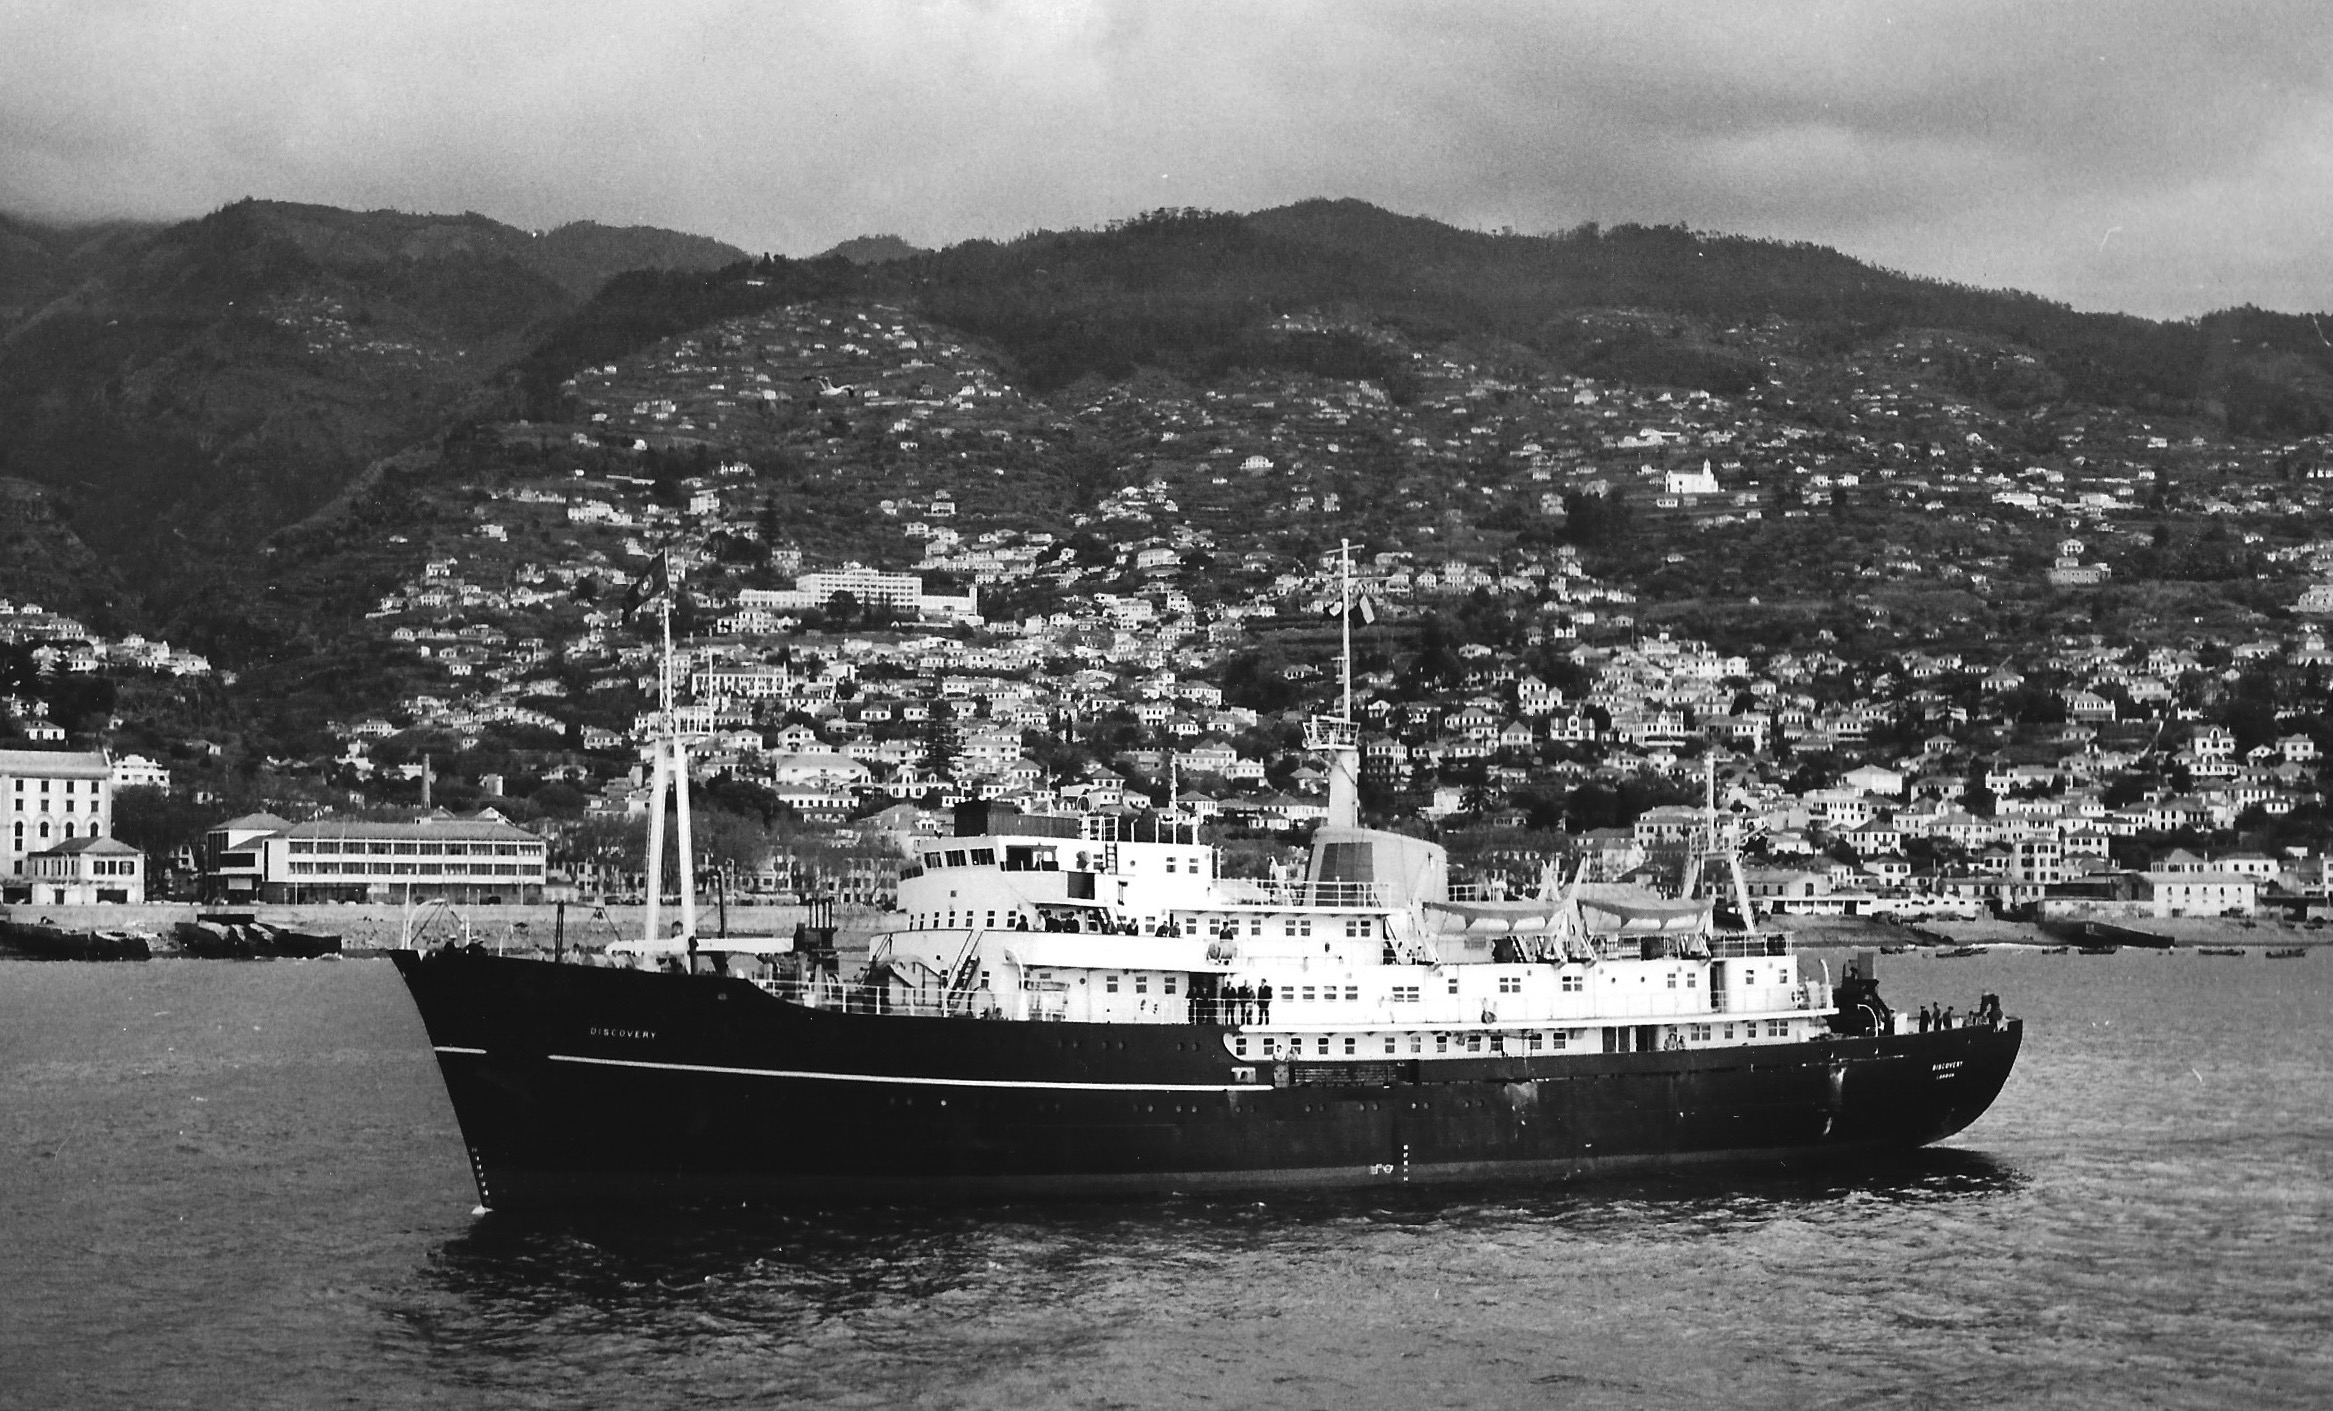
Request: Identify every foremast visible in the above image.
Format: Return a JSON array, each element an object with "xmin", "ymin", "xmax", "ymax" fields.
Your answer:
[{"xmin": 635, "ymin": 553, "xmax": 696, "ymax": 945}]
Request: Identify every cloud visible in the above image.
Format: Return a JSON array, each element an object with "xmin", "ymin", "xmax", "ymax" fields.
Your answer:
[{"xmin": 1, "ymin": 0, "xmax": 2328, "ymax": 317}]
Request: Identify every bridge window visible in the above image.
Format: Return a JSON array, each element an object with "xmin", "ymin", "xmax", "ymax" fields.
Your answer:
[
  {"xmin": 1105, "ymin": 975, "xmax": 1119, "ymax": 993},
  {"xmin": 1301, "ymin": 986, "xmax": 1316, "ymax": 1003},
  {"xmin": 1666, "ymin": 972, "xmax": 1677, "ymax": 989},
  {"xmin": 1384, "ymin": 1036, "xmax": 1397, "ymax": 1054},
  {"xmin": 1344, "ymin": 1037, "xmax": 1356, "ymax": 1055},
  {"xmin": 1497, "ymin": 976, "xmax": 1521, "ymax": 994},
  {"xmin": 1391, "ymin": 985, "xmax": 1420, "ymax": 1004},
  {"xmin": 1447, "ymin": 975, "xmax": 1460, "ymax": 995},
  {"xmin": 1410, "ymin": 1035, "xmax": 1423, "ymax": 1053},
  {"xmin": 1466, "ymin": 1035, "xmax": 1483, "ymax": 1052},
  {"xmin": 1685, "ymin": 972, "xmax": 1696, "ymax": 988},
  {"xmin": 1527, "ymin": 1033, "xmax": 1543, "ymax": 1052},
  {"xmin": 1489, "ymin": 1034, "xmax": 1504, "ymax": 1053},
  {"xmin": 1317, "ymin": 1036, "xmax": 1330, "ymax": 1056},
  {"xmin": 1134, "ymin": 975, "xmax": 1148, "ymax": 994},
  {"xmin": 1436, "ymin": 1034, "xmax": 1448, "ymax": 1053},
  {"xmin": 1768, "ymin": 1020, "xmax": 1789, "ymax": 1037},
  {"xmin": 1561, "ymin": 973, "xmax": 1583, "ymax": 993},
  {"xmin": 1262, "ymin": 1037, "xmax": 1277, "ymax": 1054},
  {"xmin": 1163, "ymin": 976, "xmax": 1178, "ymax": 995},
  {"xmin": 1164, "ymin": 858, "xmax": 1176, "ymax": 873},
  {"xmin": 1552, "ymin": 1031, "xmax": 1570, "ymax": 1050},
  {"xmin": 1234, "ymin": 1037, "xmax": 1247, "ymax": 1056},
  {"xmin": 969, "ymin": 849, "xmax": 994, "ymax": 866}
]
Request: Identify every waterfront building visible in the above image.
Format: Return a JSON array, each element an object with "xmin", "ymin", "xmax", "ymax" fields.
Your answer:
[
  {"xmin": 203, "ymin": 811, "xmax": 549, "ymax": 904},
  {"xmin": 1, "ymin": 748, "xmax": 114, "ymax": 886},
  {"xmin": 22, "ymin": 836, "xmax": 145, "ymax": 905}
]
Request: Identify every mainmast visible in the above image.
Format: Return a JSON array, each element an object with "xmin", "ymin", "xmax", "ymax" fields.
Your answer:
[
  {"xmin": 1305, "ymin": 538, "xmax": 1363, "ymax": 830},
  {"xmin": 1340, "ymin": 535, "xmax": 1354, "ymax": 727}
]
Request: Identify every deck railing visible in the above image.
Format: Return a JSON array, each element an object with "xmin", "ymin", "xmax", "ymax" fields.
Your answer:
[{"xmin": 1216, "ymin": 878, "xmax": 1388, "ymax": 909}]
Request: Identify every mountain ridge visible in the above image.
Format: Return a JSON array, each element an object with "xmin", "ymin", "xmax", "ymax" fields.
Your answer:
[
  {"xmin": 0, "ymin": 200, "xmax": 748, "ymax": 635},
  {"xmin": 10, "ymin": 193, "xmax": 2333, "ymax": 664}
]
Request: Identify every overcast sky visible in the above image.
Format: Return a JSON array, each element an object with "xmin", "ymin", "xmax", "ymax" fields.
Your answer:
[{"xmin": 5, "ymin": 0, "xmax": 2330, "ymax": 319}]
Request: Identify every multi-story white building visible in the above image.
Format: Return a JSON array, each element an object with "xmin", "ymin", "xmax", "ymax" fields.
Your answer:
[
  {"xmin": 2, "ymin": 749, "xmax": 114, "ymax": 888},
  {"xmin": 110, "ymin": 753, "xmax": 173, "ymax": 793},
  {"xmin": 205, "ymin": 812, "xmax": 549, "ymax": 904}
]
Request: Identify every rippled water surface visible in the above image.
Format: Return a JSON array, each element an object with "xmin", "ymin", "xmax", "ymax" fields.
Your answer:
[{"xmin": 3, "ymin": 952, "xmax": 2329, "ymax": 1409}]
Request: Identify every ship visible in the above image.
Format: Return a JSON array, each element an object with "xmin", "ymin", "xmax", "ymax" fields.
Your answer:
[{"xmin": 389, "ymin": 548, "xmax": 2022, "ymax": 1208}]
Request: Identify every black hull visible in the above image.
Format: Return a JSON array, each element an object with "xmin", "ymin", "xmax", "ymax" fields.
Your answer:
[{"xmin": 390, "ymin": 948, "xmax": 2023, "ymax": 1209}]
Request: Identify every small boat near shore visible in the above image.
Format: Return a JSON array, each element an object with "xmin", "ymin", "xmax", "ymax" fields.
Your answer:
[
  {"xmin": 0, "ymin": 917, "xmax": 152, "ymax": 962},
  {"xmin": 2265, "ymin": 947, "xmax": 2308, "ymax": 960},
  {"xmin": 2042, "ymin": 919, "xmax": 2175, "ymax": 950},
  {"xmin": 2196, "ymin": 947, "xmax": 2246, "ymax": 957}
]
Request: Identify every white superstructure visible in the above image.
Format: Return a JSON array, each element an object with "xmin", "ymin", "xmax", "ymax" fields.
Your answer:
[{"xmin": 875, "ymin": 774, "xmax": 1841, "ymax": 1060}]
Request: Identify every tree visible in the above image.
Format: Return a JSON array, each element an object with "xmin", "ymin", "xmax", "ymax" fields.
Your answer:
[
  {"xmin": 110, "ymin": 787, "xmax": 225, "ymax": 861},
  {"xmin": 1963, "ymin": 759, "xmax": 1997, "ymax": 817},
  {"xmin": 922, "ymin": 699, "xmax": 960, "ymax": 774},
  {"xmin": 528, "ymin": 782, "xmax": 587, "ymax": 818}
]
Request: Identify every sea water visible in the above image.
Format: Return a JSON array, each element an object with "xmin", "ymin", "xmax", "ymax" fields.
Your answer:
[{"xmin": 2, "ymin": 951, "xmax": 2328, "ymax": 1410}]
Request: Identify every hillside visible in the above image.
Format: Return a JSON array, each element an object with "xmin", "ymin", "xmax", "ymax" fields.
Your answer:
[
  {"xmin": 0, "ymin": 478, "xmax": 129, "ymax": 628},
  {"xmin": 0, "ymin": 200, "xmax": 746, "ymax": 634},
  {"xmin": 514, "ymin": 201, "xmax": 2333, "ymax": 431},
  {"xmin": 11, "ymin": 193, "xmax": 2333, "ymax": 677}
]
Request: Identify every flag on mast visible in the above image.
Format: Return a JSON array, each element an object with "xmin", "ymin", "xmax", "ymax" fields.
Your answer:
[
  {"xmin": 622, "ymin": 552, "xmax": 674, "ymax": 623},
  {"xmin": 1322, "ymin": 579, "xmax": 1377, "ymax": 625}
]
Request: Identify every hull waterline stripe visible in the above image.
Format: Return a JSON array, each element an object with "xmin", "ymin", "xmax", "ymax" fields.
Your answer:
[{"xmin": 435, "ymin": 1046, "xmax": 1261, "ymax": 1092}]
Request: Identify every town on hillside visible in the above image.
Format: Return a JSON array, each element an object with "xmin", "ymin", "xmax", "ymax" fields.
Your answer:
[{"xmin": 12, "ymin": 290, "xmax": 2333, "ymax": 927}]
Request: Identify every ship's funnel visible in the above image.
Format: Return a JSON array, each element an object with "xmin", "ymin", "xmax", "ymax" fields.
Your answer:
[
  {"xmin": 1327, "ymin": 748, "xmax": 1358, "ymax": 831},
  {"xmin": 1305, "ymin": 717, "xmax": 1360, "ymax": 830}
]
